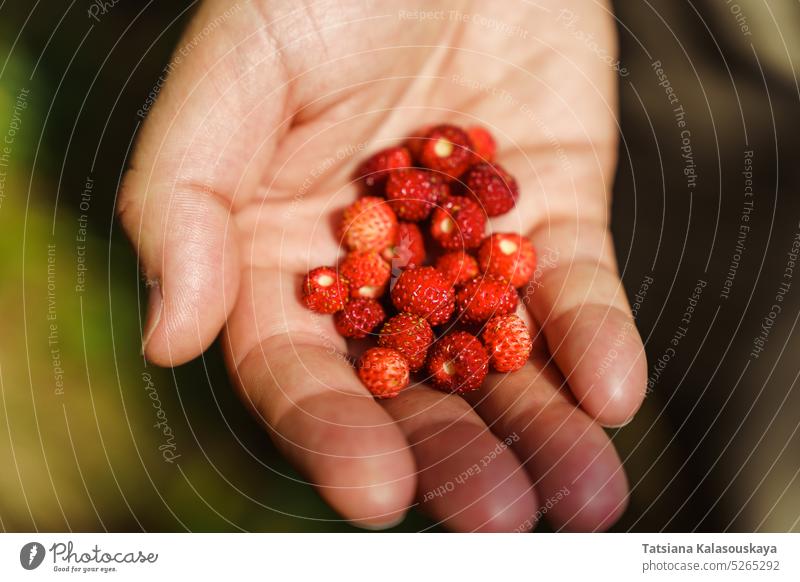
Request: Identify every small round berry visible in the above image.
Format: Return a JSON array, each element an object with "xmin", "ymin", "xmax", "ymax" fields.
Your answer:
[
  {"xmin": 386, "ymin": 169, "xmax": 448, "ymax": 221},
  {"xmin": 427, "ymin": 331, "xmax": 489, "ymax": 393},
  {"xmin": 481, "ymin": 314, "xmax": 532, "ymax": 372},
  {"xmin": 455, "ymin": 275, "xmax": 518, "ymax": 324},
  {"xmin": 302, "ymin": 266, "xmax": 349, "ymax": 314},
  {"xmin": 430, "ymin": 196, "xmax": 486, "ymax": 250},
  {"xmin": 378, "ymin": 312, "xmax": 434, "ymax": 371},
  {"xmin": 466, "ymin": 125, "xmax": 497, "ymax": 163},
  {"xmin": 403, "ymin": 125, "xmax": 432, "ymax": 161},
  {"xmin": 418, "ymin": 124, "xmax": 474, "ymax": 180},
  {"xmin": 463, "ymin": 163, "xmax": 519, "ymax": 217},
  {"xmin": 338, "ymin": 196, "xmax": 398, "ymax": 253},
  {"xmin": 390, "ymin": 266, "xmax": 455, "ymax": 326},
  {"xmin": 358, "ymin": 347, "xmax": 410, "ymax": 398},
  {"xmin": 339, "ymin": 251, "xmax": 391, "ymax": 298},
  {"xmin": 382, "ymin": 221, "xmax": 426, "ymax": 270},
  {"xmin": 355, "ymin": 146, "xmax": 412, "ymax": 190},
  {"xmin": 477, "ymin": 233, "xmax": 537, "ymax": 288},
  {"xmin": 435, "ymin": 251, "xmax": 480, "ymax": 286},
  {"xmin": 334, "ymin": 299, "xmax": 386, "ymax": 339}
]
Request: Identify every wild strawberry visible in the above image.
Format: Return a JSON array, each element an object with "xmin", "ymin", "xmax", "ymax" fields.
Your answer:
[
  {"xmin": 382, "ymin": 222, "xmax": 426, "ymax": 270},
  {"xmin": 378, "ymin": 312, "xmax": 434, "ymax": 371},
  {"xmin": 418, "ymin": 124, "xmax": 474, "ymax": 180},
  {"xmin": 430, "ymin": 196, "xmax": 486, "ymax": 250},
  {"xmin": 358, "ymin": 347, "xmax": 410, "ymax": 398},
  {"xmin": 477, "ymin": 233, "xmax": 537, "ymax": 288},
  {"xmin": 455, "ymin": 275, "xmax": 518, "ymax": 324},
  {"xmin": 403, "ymin": 125, "xmax": 432, "ymax": 161},
  {"xmin": 427, "ymin": 331, "xmax": 489, "ymax": 393},
  {"xmin": 435, "ymin": 251, "xmax": 480, "ymax": 286},
  {"xmin": 390, "ymin": 266, "xmax": 455, "ymax": 326},
  {"xmin": 463, "ymin": 163, "xmax": 518, "ymax": 217},
  {"xmin": 466, "ymin": 125, "xmax": 497, "ymax": 163},
  {"xmin": 339, "ymin": 251, "xmax": 391, "ymax": 298},
  {"xmin": 301, "ymin": 266, "xmax": 349, "ymax": 314},
  {"xmin": 339, "ymin": 196, "xmax": 398, "ymax": 253},
  {"xmin": 385, "ymin": 168, "xmax": 448, "ymax": 221},
  {"xmin": 481, "ymin": 314, "xmax": 532, "ymax": 372},
  {"xmin": 355, "ymin": 146, "xmax": 412, "ymax": 190},
  {"xmin": 334, "ymin": 298, "xmax": 386, "ymax": 339}
]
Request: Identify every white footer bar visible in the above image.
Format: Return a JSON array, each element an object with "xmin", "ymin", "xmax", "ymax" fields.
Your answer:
[{"xmin": 1, "ymin": 533, "xmax": 798, "ymax": 580}]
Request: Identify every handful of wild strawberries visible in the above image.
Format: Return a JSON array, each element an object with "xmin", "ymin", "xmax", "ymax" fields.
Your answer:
[{"xmin": 301, "ymin": 124, "xmax": 536, "ymax": 398}]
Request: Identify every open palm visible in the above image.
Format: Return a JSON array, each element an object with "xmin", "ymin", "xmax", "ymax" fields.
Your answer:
[{"xmin": 120, "ymin": 0, "xmax": 646, "ymax": 531}]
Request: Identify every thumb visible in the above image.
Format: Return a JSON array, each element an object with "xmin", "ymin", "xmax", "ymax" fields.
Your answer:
[{"xmin": 118, "ymin": 1, "xmax": 287, "ymax": 366}]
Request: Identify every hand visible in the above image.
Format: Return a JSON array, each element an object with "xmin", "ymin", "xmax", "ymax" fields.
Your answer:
[{"xmin": 119, "ymin": 0, "xmax": 646, "ymax": 531}]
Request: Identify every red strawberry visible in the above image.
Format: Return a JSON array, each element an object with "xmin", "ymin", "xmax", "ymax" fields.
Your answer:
[
  {"xmin": 466, "ymin": 125, "xmax": 497, "ymax": 163},
  {"xmin": 382, "ymin": 222, "xmax": 426, "ymax": 270},
  {"xmin": 404, "ymin": 125, "xmax": 432, "ymax": 161},
  {"xmin": 339, "ymin": 196, "xmax": 398, "ymax": 253},
  {"xmin": 481, "ymin": 314, "xmax": 532, "ymax": 372},
  {"xmin": 301, "ymin": 266, "xmax": 349, "ymax": 314},
  {"xmin": 430, "ymin": 196, "xmax": 486, "ymax": 250},
  {"xmin": 418, "ymin": 124, "xmax": 474, "ymax": 180},
  {"xmin": 390, "ymin": 266, "xmax": 455, "ymax": 326},
  {"xmin": 378, "ymin": 312, "xmax": 434, "ymax": 371},
  {"xmin": 386, "ymin": 168, "xmax": 448, "ymax": 221},
  {"xmin": 455, "ymin": 275, "xmax": 518, "ymax": 324},
  {"xmin": 427, "ymin": 331, "xmax": 488, "ymax": 393},
  {"xmin": 334, "ymin": 298, "xmax": 386, "ymax": 339},
  {"xmin": 477, "ymin": 233, "xmax": 537, "ymax": 288},
  {"xmin": 358, "ymin": 347, "xmax": 410, "ymax": 398},
  {"xmin": 356, "ymin": 146, "xmax": 412, "ymax": 190},
  {"xmin": 463, "ymin": 163, "xmax": 518, "ymax": 217},
  {"xmin": 435, "ymin": 251, "xmax": 480, "ymax": 286},
  {"xmin": 339, "ymin": 251, "xmax": 391, "ymax": 298}
]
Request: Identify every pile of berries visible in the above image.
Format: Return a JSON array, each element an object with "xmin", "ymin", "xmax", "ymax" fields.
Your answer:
[{"xmin": 301, "ymin": 124, "xmax": 537, "ymax": 398}]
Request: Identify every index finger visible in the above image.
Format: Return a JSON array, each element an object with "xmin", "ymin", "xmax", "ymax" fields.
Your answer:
[{"xmin": 224, "ymin": 266, "xmax": 417, "ymax": 528}]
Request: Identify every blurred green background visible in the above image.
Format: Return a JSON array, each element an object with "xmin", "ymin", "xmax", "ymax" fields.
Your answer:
[{"xmin": 1, "ymin": 1, "xmax": 798, "ymax": 532}]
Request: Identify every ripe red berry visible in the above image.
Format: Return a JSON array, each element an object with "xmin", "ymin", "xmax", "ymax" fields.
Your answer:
[
  {"xmin": 302, "ymin": 266, "xmax": 349, "ymax": 314},
  {"xmin": 382, "ymin": 221, "xmax": 426, "ymax": 270},
  {"xmin": 334, "ymin": 298, "xmax": 386, "ymax": 339},
  {"xmin": 358, "ymin": 347, "xmax": 410, "ymax": 398},
  {"xmin": 477, "ymin": 233, "xmax": 537, "ymax": 288},
  {"xmin": 403, "ymin": 125, "xmax": 432, "ymax": 161},
  {"xmin": 391, "ymin": 266, "xmax": 455, "ymax": 326},
  {"xmin": 481, "ymin": 314, "xmax": 532, "ymax": 372},
  {"xmin": 435, "ymin": 251, "xmax": 480, "ymax": 286},
  {"xmin": 385, "ymin": 169, "xmax": 448, "ymax": 221},
  {"xmin": 339, "ymin": 196, "xmax": 398, "ymax": 253},
  {"xmin": 466, "ymin": 125, "xmax": 497, "ymax": 163},
  {"xmin": 418, "ymin": 124, "xmax": 474, "ymax": 180},
  {"xmin": 339, "ymin": 251, "xmax": 391, "ymax": 298},
  {"xmin": 430, "ymin": 196, "xmax": 486, "ymax": 250},
  {"xmin": 455, "ymin": 275, "xmax": 518, "ymax": 324},
  {"xmin": 427, "ymin": 331, "xmax": 489, "ymax": 393},
  {"xmin": 356, "ymin": 146, "xmax": 412, "ymax": 190},
  {"xmin": 378, "ymin": 312, "xmax": 434, "ymax": 371},
  {"xmin": 463, "ymin": 163, "xmax": 519, "ymax": 217}
]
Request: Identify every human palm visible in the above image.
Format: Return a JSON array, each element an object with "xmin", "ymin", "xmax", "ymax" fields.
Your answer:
[{"xmin": 120, "ymin": 0, "xmax": 646, "ymax": 531}]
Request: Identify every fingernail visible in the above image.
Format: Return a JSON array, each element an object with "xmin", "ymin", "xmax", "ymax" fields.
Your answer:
[
  {"xmin": 142, "ymin": 281, "xmax": 163, "ymax": 356},
  {"xmin": 602, "ymin": 414, "xmax": 636, "ymax": 429},
  {"xmin": 351, "ymin": 513, "xmax": 406, "ymax": 531}
]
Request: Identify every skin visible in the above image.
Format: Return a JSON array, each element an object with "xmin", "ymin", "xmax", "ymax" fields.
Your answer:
[{"xmin": 119, "ymin": 0, "xmax": 647, "ymax": 531}]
